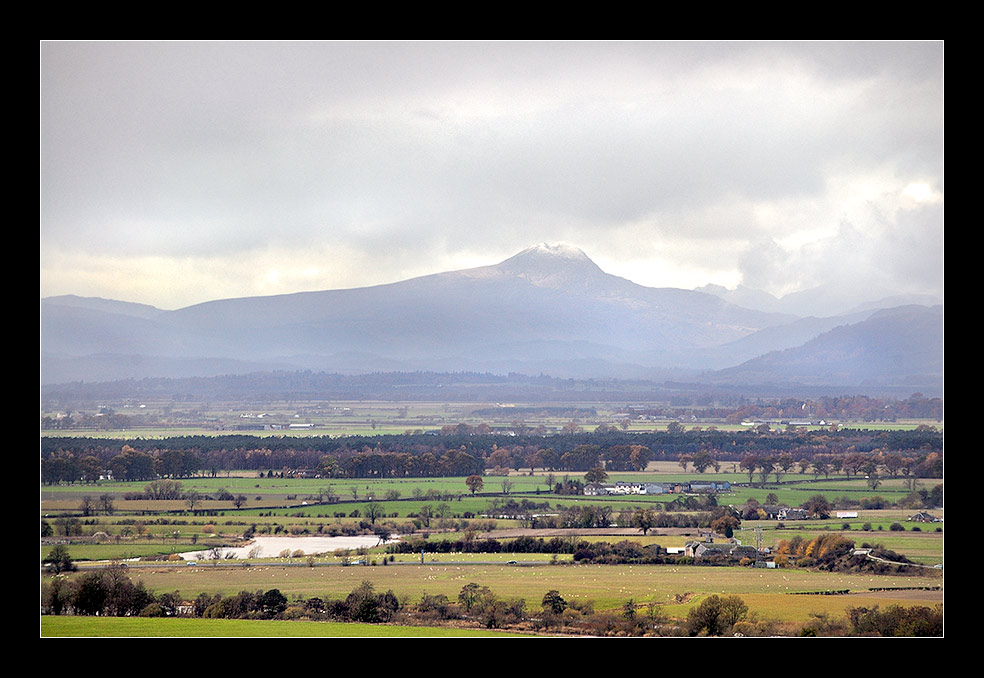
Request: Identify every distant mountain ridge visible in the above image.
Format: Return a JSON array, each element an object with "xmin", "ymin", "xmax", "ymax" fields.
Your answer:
[
  {"xmin": 697, "ymin": 282, "xmax": 943, "ymax": 318},
  {"xmin": 40, "ymin": 244, "xmax": 943, "ymax": 395},
  {"xmin": 710, "ymin": 305, "xmax": 944, "ymax": 390}
]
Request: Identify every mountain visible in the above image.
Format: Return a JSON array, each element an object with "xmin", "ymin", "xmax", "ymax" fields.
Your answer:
[
  {"xmin": 697, "ymin": 282, "xmax": 944, "ymax": 318},
  {"xmin": 695, "ymin": 284, "xmax": 783, "ymax": 314},
  {"xmin": 707, "ymin": 305, "xmax": 944, "ymax": 394},
  {"xmin": 40, "ymin": 244, "xmax": 943, "ymax": 393},
  {"xmin": 689, "ymin": 309, "xmax": 877, "ymax": 369},
  {"xmin": 40, "ymin": 295, "xmax": 164, "ymax": 320}
]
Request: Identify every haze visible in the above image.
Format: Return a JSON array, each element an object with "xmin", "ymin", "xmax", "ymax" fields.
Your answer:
[{"xmin": 40, "ymin": 41, "xmax": 943, "ymax": 310}]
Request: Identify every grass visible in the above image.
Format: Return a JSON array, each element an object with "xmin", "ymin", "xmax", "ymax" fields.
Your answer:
[
  {"xmin": 40, "ymin": 616, "xmax": 530, "ymax": 637},
  {"xmin": 43, "ymin": 543, "xmax": 193, "ymax": 562},
  {"xmin": 107, "ymin": 561, "xmax": 941, "ymax": 612},
  {"xmin": 41, "ymin": 561, "xmax": 942, "ymax": 636}
]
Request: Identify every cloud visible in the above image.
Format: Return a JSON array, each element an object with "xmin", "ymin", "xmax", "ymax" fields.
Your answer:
[{"xmin": 40, "ymin": 41, "xmax": 944, "ymax": 308}]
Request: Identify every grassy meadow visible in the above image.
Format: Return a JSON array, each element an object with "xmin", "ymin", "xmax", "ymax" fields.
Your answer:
[{"xmin": 40, "ymin": 615, "xmax": 530, "ymax": 637}]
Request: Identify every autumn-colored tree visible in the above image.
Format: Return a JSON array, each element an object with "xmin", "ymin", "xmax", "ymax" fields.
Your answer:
[
  {"xmin": 711, "ymin": 515, "xmax": 740, "ymax": 538},
  {"xmin": 465, "ymin": 474, "xmax": 484, "ymax": 495},
  {"xmin": 691, "ymin": 449, "xmax": 718, "ymax": 474},
  {"xmin": 802, "ymin": 494, "xmax": 831, "ymax": 519},
  {"xmin": 629, "ymin": 445, "xmax": 655, "ymax": 471}
]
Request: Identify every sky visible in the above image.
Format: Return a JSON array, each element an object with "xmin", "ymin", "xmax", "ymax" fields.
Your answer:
[{"xmin": 40, "ymin": 41, "xmax": 944, "ymax": 310}]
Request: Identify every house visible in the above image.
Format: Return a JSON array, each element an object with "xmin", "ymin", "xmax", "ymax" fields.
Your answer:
[
  {"xmin": 583, "ymin": 483, "xmax": 613, "ymax": 496},
  {"xmin": 685, "ymin": 540, "xmax": 760, "ymax": 561},
  {"xmin": 759, "ymin": 505, "xmax": 782, "ymax": 520},
  {"xmin": 614, "ymin": 481, "xmax": 645, "ymax": 494},
  {"xmin": 584, "ymin": 481, "xmax": 666, "ymax": 496},
  {"xmin": 908, "ymin": 511, "xmax": 942, "ymax": 523},
  {"xmin": 643, "ymin": 543, "xmax": 666, "ymax": 556},
  {"xmin": 778, "ymin": 508, "xmax": 809, "ymax": 521},
  {"xmin": 730, "ymin": 545, "xmax": 759, "ymax": 560},
  {"xmin": 687, "ymin": 541, "xmax": 731, "ymax": 559},
  {"xmin": 287, "ymin": 469, "xmax": 321, "ymax": 479}
]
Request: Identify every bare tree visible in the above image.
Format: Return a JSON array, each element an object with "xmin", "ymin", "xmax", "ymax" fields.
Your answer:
[
  {"xmin": 365, "ymin": 501, "xmax": 384, "ymax": 525},
  {"xmin": 98, "ymin": 493, "xmax": 115, "ymax": 515}
]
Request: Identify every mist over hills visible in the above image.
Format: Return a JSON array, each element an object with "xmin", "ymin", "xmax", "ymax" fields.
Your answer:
[
  {"xmin": 40, "ymin": 244, "xmax": 943, "ymax": 396},
  {"xmin": 710, "ymin": 305, "xmax": 944, "ymax": 391},
  {"xmin": 695, "ymin": 282, "xmax": 943, "ymax": 318}
]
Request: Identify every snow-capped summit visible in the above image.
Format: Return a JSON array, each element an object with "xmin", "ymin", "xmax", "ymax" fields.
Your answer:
[{"xmin": 493, "ymin": 242, "xmax": 606, "ymax": 288}]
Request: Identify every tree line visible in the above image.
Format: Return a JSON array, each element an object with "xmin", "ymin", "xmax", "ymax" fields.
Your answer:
[{"xmin": 41, "ymin": 427, "xmax": 942, "ymax": 484}]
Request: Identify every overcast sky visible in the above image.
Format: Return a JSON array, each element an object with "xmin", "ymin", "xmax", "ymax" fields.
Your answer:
[{"xmin": 40, "ymin": 41, "xmax": 943, "ymax": 310}]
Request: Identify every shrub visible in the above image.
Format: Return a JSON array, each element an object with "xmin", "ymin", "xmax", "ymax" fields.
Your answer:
[
  {"xmin": 847, "ymin": 604, "xmax": 943, "ymax": 636},
  {"xmin": 138, "ymin": 602, "xmax": 165, "ymax": 617},
  {"xmin": 889, "ymin": 523, "xmax": 905, "ymax": 531},
  {"xmin": 686, "ymin": 595, "xmax": 748, "ymax": 636}
]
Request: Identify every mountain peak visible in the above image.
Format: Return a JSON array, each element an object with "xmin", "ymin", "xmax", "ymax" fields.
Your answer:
[
  {"xmin": 517, "ymin": 242, "xmax": 592, "ymax": 261},
  {"xmin": 494, "ymin": 243, "xmax": 605, "ymax": 288}
]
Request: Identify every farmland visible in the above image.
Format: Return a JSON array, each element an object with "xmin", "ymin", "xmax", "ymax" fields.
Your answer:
[
  {"xmin": 41, "ymin": 400, "xmax": 943, "ymax": 637},
  {"xmin": 40, "ymin": 616, "xmax": 529, "ymax": 637}
]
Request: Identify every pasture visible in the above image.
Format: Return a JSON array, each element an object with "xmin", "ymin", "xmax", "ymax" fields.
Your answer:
[
  {"xmin": 88, "ymin": 560, "xmax": 943, "ymax": 627},
  {"xmin": 40, "ymin": 615, "xmax": 527, "ymax": 637}
]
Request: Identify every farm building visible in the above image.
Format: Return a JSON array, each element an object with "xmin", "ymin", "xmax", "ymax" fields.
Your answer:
[
  {"xmin": 908, "ymin": 511, "xmax": 942, "ymax": 523},
  {"xmin": 689, "ymin": 480, "xmax": 731, "ymax": 493},
  {"xmin": 685, "ymin": 540, "xmax": 762, "ymax": 562},
  {"xmin": 582, "ymin": 480, "xmax": 729, "ymax": 496}
]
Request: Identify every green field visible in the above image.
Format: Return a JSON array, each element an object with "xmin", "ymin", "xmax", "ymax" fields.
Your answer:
[
  {"xmin": 110, "ymin": 561, "xmax": 940, "ymax": 610},
  {"xmin": 41, "ymin": 431, "xmax": 943, "ymax": 636},
  {"xmin": 40, "ymin": 615, "xmax": 530, "ymax": 637}
]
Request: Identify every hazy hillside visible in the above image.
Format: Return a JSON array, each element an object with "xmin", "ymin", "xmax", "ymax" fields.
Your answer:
[
  {"xmin": 41, "ymin": 244, "xmax": 791, "ymax": 382},
  {"xmin": 708, "ymin": 305, "xmax": 943, "ymax": 392},
  {"xmin": 41, "ymin": 295, "xmax": 164, "ymax": 320},
  {"xmin": 697, "ymin": 282, "xmax": 943, "ymax": 318},
  {"xmin": 40, "ymin": 244, "xmax": 943, "ymax": 393}
]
